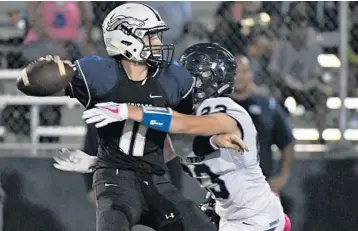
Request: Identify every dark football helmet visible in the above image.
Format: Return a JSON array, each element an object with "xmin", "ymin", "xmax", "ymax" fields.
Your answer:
[{"xmin": 179, "ymin": 43, "xmax": 236, "ymax": 104}]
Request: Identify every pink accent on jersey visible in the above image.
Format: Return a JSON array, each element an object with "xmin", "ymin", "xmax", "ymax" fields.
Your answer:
[
  {"xmin": 25, "ymin": 1, "xmax": 81, "ymax": 44},
  {"xmin": 273, "ymin": 191, "xmax": 291, "ymax": 231},
  {"xmin": 283, "ymin": 213, "xmax": 292, "ymax": 231}
]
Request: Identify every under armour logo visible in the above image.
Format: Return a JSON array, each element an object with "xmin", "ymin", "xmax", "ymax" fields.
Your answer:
[{"xmin": 165, "ymin": 213, "xmax": 175, "ymax": 219}]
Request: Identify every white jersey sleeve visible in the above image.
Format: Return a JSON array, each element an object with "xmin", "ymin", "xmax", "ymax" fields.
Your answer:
[{"xmin": 196, "ymin": 97, "xmax": 259, "ymax": 166}]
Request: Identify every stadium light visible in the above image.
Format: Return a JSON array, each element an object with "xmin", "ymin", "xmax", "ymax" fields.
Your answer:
[
  {"xmin": 284, "ymin": 97, "xmax": 297, "ymax": 114},
  {"xmin": 293, "ymin": 128, "xmax": 358, "ymax": 141},
  {"xmin": 259, "ymin": 13, "xmax": 271, "ymax": 24},
  {"xmin": 241, "ymin": 18, "xmax": 255, "ymax": 27},
  {"xmin": 317, "ymin": 54, "xmax": 341, "ymax": 68},
  {"xmin": 294, "ymin": 144, "xmax": 326, "ymax": 153},
  {"xmin": 343, "ymin": 129, "xmax": 358, "ymax": 140},
  {"xmin": 293, "ymin": 128, "xmax": 320, "ymax": 140},
  {"xmin": 326, "ymin": 97, "xmax": 358, "ymax": 109},
  {"xmin": 322, "ymin": 128, "xmax": 341, "ymax": 141},
  {"xmin": 326, "ymin": 97, "xmax": 341, "ymax": 109},
  {"xmin": 343, "ymin": 97, "xmax": 358, "ymax": 109}
]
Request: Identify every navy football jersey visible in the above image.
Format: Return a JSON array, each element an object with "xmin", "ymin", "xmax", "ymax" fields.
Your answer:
[{"xmin": 65, "ymin": 56, "xmax": 194, "ymax": 173}]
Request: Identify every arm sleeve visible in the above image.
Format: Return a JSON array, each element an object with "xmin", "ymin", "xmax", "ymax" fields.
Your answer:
[
  {"xmin": 65, "ymin": 60, "xmax": 92, "ymax": 108},
  {"xmin": 65, "ymin": 56, "xmax": 118, "ymax": 108},
  {"xmin": 173, "ymin": 92, "xmax": 194, "ymax": 115},
  {"xmin": 271, "ymin": 99, "xmax": 295, "ymax": 149},
  {"xmin": 192, "ymin": 98, "xmax": 252, "ymax": 156}
]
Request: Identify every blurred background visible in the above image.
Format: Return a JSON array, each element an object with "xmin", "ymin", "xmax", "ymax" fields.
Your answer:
[{"xmin": 0, "ymin": 1, "xmax": 358, "ymax": 231}]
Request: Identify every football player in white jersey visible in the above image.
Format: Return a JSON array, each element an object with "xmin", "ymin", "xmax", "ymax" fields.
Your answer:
[{"xmin": 56, "ymin": 43, "xmax": 286, "ymax": 231}]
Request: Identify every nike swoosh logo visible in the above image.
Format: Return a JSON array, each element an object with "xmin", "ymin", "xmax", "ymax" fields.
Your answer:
[
  {"xmin": 242, "ymin": 222, "xmax": 254, "ymax": 226},
  {"xmin": 102, "ymin": 107, "xmax": 119, "ymax": 113},
  {"xmin": 149, "ymin": 94, "xmax": 162, "ymax": 98}
]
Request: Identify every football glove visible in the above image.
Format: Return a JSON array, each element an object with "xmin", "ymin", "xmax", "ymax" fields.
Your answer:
[
  {"xmin": 82, "ymin": 102, "xmax": 129, "ymax": 128},
  {"xmin": 53, "ymin": 148, "xmax": 97, "ymax": 173}
]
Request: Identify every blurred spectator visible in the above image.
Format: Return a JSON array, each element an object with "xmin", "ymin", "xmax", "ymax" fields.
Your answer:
[
  {"xmin": 261, "ymin": 2, "xmax": 284, "ymax": 34},
  {"xmin": 0, "ymin": 6, "xmax": 27, "ymax": 69},
  {"xmin": 246, "ymin": 30, "xmax": 276, "ymax": 94},
  {"xmin": 1, "ymin": 169, "xmax": 66, "ymax": 231},
  {"xmin": 211, "ymin": 2, "xmax": 246, "ymax": 52},
  {"xmin": 24, "ymin": 1, "xmax": 94, "ymax": 61},
  {"xmin": 231, "ymin": 54, "xmax": 295, "ymax": 215},
  {"xmin": 268, "ymin": 3, "xmax": 327, "ymax": 143},
  {"xmin": 23, "ymin": 1, "xmax": 93, "ymax": 143},
  {"xmin": 212, "ymin": 23, "xmax": 276, "ymax": 96}
]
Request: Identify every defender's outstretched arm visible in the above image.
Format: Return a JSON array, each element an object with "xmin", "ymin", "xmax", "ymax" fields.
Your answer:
[{"xmin": 127, "ymin": 105, "xmax": 240, "ymax": 137}]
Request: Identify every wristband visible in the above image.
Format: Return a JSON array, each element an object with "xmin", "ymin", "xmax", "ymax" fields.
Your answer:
[{"xmin": 142, "ymin": 106, "xmax": 172, "ymax": 132}]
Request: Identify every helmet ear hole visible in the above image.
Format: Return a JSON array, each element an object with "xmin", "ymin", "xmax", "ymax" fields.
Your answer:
[
  {"xmin": 124, "ymin": 51, "xmax": 132, "ymax": 59},
  {"xmin": 121, "ymin": 41, "xmax": 132, "ymax": 46}
]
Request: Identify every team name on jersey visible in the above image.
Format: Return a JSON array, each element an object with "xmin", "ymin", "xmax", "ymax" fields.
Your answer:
[{"xmin": 127, "ymin": 103, "xmax": 153, "ymax": 107}]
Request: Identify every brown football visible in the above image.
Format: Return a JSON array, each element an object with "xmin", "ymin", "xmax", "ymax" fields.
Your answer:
[{"xmin": 17, "ymin": 58, "xmax": 74, "ymax": 96}]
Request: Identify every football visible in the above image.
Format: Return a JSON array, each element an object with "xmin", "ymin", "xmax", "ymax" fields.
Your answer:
[{"xmin": 16, "ymin": 56, "xmax": 74, "ymax": 96}]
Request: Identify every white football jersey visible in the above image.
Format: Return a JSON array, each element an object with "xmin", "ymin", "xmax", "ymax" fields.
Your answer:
[{"xmin": 180, "ymin": 97, "xmax": 276, "ymax": 220}]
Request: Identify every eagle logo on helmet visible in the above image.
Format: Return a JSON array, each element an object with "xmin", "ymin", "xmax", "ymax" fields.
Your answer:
[{"xmin": 106, "ymin": 15, "xmax": 148, "ymax": 33}]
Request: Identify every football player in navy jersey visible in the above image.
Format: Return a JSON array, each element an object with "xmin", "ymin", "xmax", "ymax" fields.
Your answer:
[
  {"xmin": 59, "ymin": 43, "xmax": 287, "ymax": 231},
  {"xmin": 16, "ymin": 3, "xmax": 248, "ymax": 231}
]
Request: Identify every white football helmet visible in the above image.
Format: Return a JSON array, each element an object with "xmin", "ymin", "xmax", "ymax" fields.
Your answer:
[{"xmin": 102, "ymin": 3, "xmax": 174, "ymax": 65}]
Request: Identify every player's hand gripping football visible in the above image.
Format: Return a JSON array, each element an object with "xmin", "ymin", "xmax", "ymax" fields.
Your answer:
[
  {"xmin": 17, "ymin": 55, "xmax": 74, "ymax": 96},
  {"xmin": 82, "ymin": 102, "xmax": 129, "ymax": 128},
  {"xmin": 53, "ymin": 148, "xmax": 97, "ymax": 173},
  {"xmin": 211, "ymin": 131, "xmax": 249, "ymax": 152}
]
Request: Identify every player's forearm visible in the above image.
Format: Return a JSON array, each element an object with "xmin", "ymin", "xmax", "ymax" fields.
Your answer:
[
  {"xmin": 169, "ymin": 112, "xmax": 238, "ymax": 136},
  {"xmin": 127, "ymin": 106, "xmax": 237, "ymax": 136},
  {"xmin": 279, "ymin": 143, "xmax": 294, "ymax": 176}
]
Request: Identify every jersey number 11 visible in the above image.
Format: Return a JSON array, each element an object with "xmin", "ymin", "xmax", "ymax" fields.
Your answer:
[{"xmin": 119, "ymin": 120, "xmax": 148, "ymax": 156}]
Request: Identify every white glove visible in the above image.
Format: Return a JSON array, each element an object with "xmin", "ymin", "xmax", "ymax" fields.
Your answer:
[
  {"xmin": 82, "ymin": 102, "xmax": 129, "ymax": 128},
  {"xmin": 53, "ymin": 148, "xmax": 97, "ymax": 173}
]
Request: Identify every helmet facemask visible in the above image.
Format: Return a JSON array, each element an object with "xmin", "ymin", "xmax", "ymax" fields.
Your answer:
[
  {"xmin": 192, "ymin": 67, "xmax": 233, "ymax": 104},
  {"xmin": 139, "ymin": 29, "xmax": 174, "ymax": 66},
  {"xmin": 181, "ymin": 53, "xmax": 235, "ymax": 104}
]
